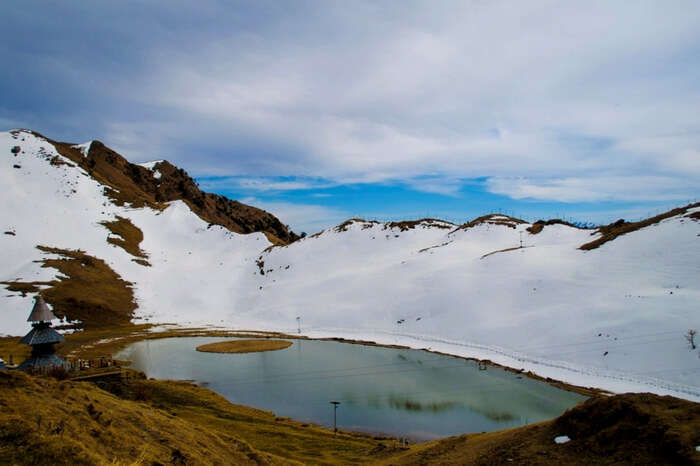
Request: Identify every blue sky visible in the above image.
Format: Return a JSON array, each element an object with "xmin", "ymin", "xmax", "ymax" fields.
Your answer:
[
  {"xmin": 197, "ymin": 175, "xmax": 690, "ymax": 234},
  {"xmin": 3, "ymin": 1, "xmax": 699, "ymax": 233}
]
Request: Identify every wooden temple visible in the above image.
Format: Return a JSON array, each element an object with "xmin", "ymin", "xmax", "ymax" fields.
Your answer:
[{"xmin": 18, "ymin": 296, "xmax": 68, "ymax": 371}]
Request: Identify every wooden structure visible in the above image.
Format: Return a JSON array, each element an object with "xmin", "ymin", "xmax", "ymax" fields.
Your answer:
[{"xmin": 18, "ymin": 296, "xmax": 68, "ymax": 371}]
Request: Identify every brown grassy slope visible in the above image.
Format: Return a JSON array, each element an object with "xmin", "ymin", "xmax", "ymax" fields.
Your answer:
[
  {"xmin": 20, "ymin": 130, "xmax": 298, "ymax": 245},
  {"xmin": 100, "ymin": 215, "xmax": 150, "ymax": 264},
  {"xmin": 0, "ymin": 371, "xmax": 280, "ymax": 466},
  {"xmin": 451, "ymin": 214, "xmax": 527, "ymax": 233},
  {"xmin": 385, "ymin": 219, "xmax": 453, "ymax": 232},
  {"xmin": 580, "ymin": 202, "xmax": 700, "ymax": 250},
  {"xmin": 380, "ymin": 393, "xmax": 700, "ymax": 466},
  {"xmin": 1, "ymin": 246, "xmax": 136, "ymax": 328},
  {"xmin": 196, "ymin": 339, "xmax": 293, "ymax": 353},
  {"xmin": 527, "ymin": 218, "xmax": 587, "ymax": 235}
]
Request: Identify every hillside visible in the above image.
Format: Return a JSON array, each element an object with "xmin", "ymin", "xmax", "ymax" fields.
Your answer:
[
  {"xmin": 1, "ymin": 129, "xmax": 700, "ymax": 402},
  {"xmin": 32, "ymin": 130, "xmax": 297, "ymax": 244}
]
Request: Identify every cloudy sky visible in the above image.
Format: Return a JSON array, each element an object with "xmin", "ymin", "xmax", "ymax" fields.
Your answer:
[{"xmin": 3, "ymin": 1, "xmax": 699, "ymax": 233}]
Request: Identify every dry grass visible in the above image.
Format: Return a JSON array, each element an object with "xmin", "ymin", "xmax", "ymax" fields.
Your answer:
[
  {"xmin": 0, "ymin": 281, "xmax": 47, "ymax": 297},
  {"xmin": 451, "ymin": 214, "xmax": 527, "ymax": 233},
  {"xmin": 0, "ymin": 246, "xmax": 137, "ymax": 329},
  {"xmin": 580, "ymin": 202, "xmax": 700, "ymax": 250},
  {"xmin": 36, "ymin": 246, "xmax": 136, "ymax": 327},
  {"xmin": 385, "ymin": 219, "xmax": 452, "ymax": 232},
  {"xmin": 527, "ymin": 219, "xmax": 587, "ymax": 235},
  {"xmin": 0, "ymin": 336, "xmax": 30, "ymax": 366},
  {"xmin": 480, "ymin": 246, "xmax": 524, "ymax": 259},
  {"xmin": 334, "ymin": 218, "xmax": 368, "ymax": 233},
  {"xmin": 0, "ymin": 371, "xmax": 280, "ymax": 465},
  {"xmin": 196, "ymin": 339, "xmax": 293, "ymax": 353},
  {"xmin": 100, "ymin": 216, "xmax": 150, "ymax": 264}
]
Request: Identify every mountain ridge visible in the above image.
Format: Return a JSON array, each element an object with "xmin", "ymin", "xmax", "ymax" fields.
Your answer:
[{"xmin": 16, "ymin": 129, "xmax": 298, "ymax": 245}]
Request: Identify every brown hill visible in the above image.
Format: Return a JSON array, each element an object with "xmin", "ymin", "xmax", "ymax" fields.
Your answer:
[
  {"xmin": 380, "ymin": 392, "xmax": 700, "ymax": 465},
  {"xmin": 23, "ymin": 130, "xmax": 298, "ymax": 245},
  {"xmin": 580, "ymin": 202, "xmax": 700, "ymax": 250}
]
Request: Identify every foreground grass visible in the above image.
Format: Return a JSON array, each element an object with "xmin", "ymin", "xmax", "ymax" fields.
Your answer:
[{"xmin": 0, "ymin": 371, "xmax": 279, "ymax": 465}]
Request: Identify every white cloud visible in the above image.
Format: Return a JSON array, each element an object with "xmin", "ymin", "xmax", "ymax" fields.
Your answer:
[
  {"xmin": 5, "ymin": 1, "xmax": 700, "ymax": 203},
  {"xmin": 134, "ymin": 1, "xmax": 699, "ymax": 202},
  {"xmin": 486, "ymin": 176, "xmax": 699, "ymax": 203}
]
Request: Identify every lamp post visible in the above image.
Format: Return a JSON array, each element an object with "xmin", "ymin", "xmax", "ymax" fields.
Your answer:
[{"xmin": 330, "ymin": 401, "xmax": 340, "ymax": 435}]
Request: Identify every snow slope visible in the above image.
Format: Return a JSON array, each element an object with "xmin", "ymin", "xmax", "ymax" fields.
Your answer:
[{"xmin": 2, "ymin": 130, "xmax": 700, "ymax": 401}]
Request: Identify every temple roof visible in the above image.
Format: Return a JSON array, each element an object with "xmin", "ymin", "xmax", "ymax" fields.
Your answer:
[
  {"xmin": 19, "ymin": 326, "xmax": 65, "ymax": 345},
  {"xmin": 27, "ymin": 295, "xmax": 57, "ymax": 322},
  {"xmin": 18, "ymin": 353, "xmax": 68, "ymax": 371}
]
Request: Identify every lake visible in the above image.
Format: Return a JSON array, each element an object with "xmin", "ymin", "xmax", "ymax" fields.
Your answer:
[{"xmin": 115, "ymin": 337, "xmax": 585, "ymax": 441}]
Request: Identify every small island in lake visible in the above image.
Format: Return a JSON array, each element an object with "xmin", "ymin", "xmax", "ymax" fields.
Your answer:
[{"xmin": 196, "ymin": 339, "xmax": 292, "ymax": 354}]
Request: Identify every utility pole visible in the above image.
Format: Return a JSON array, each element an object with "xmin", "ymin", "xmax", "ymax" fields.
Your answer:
[
  {"xmin": 296, "ymin": 316, "xmax": 301, "ymax": 334},
  {"xmin": 330, "ymin": 401, "xmax": 340, "ymax": 435}
]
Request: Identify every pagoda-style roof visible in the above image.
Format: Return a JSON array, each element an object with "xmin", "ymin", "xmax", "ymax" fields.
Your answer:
[
  {"xmin": 27, "ymin": 296, "xmax": 57, "ymax": 322},
  {"xmin": 18, "ymin": 353, "xmax": 67, "ymax": 371},
  {"xmin": 19, "ymin": 326, "xmax": 65, "ymax": 345}
]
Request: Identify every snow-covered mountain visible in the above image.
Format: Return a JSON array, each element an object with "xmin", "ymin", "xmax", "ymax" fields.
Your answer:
[{"xmin": 2, "ymin": 129, "xmax": 700, "ymax": 401}]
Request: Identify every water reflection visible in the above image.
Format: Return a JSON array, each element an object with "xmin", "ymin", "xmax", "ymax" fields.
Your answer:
[
  {"xmin": 387, "ymin": 395, "xmax": 458, "ymax": 413},
  {"xmin": 116, "ymin": 337, "xmax": 585, "ymax": 441}
]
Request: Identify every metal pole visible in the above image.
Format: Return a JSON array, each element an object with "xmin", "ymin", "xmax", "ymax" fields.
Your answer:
[{"xmin": 330, "ymin": 401, "xmax": 340, "ymax": 435}]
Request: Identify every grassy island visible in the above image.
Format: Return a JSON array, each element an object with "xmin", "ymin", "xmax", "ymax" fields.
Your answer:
[{"xmin": 196, "ymin": 339, "xmax": 292, "ymax": 354}]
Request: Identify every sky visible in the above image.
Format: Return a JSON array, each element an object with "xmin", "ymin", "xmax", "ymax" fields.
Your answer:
[{"xmin": 2, "ymin": 1, "xmax": 699, "ymax": 234}]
